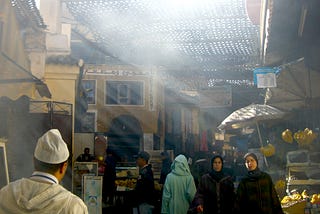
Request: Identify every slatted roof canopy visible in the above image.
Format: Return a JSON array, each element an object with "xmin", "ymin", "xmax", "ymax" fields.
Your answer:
[
  {"xmin": 65, "ymin": 0, "xmax": 260, "ymax": 87},
  {"xmin": 11, "ymin": 0, "xmax": 46, "ymax": 28}
]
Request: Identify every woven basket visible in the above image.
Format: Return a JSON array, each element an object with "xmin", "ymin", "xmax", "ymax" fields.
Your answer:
[{"xmin": 282, "ymin": 200, "xmax": 306, "ymax": 214}]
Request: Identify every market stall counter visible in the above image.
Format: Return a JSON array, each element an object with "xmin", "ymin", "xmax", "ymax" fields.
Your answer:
[
  {"xmin": 280, "ymin": 149, "xmax": 320, "ymax": 214},
  {"xmin": 103, "ymin": 162, "xmax": 162, "ymax": 213},
  {"xmin": 112, "ymin": 164, "xmax": 138, "ymax": 206}
]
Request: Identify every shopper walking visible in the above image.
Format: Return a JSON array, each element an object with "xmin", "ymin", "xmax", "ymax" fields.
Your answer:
[
  {"xmin": 102, "ymin": 148, "xmax": 117, "ymax": 205},
  {"xmin": 234, "ymin": 152, "xmax": 283, "ymax": 214},
  {"xmin": 135, "ymin": 151, "xmax": 156, "ymax": 214},
  {"xmin": 0, "ymin": 129, "xmax": 88, "ymax": 214},
  {"xmin": 161, "ymin": 154, "xmax": 196, "ymax": 214},
  {"xmin": 192, "ymin": 155, "xmax": 235, "ymax": 214},
  {"xmin": 158, "ymin": 151, "xmax": 172, "ymax": 211}
]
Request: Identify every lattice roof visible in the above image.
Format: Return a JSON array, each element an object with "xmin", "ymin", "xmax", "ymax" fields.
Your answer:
[
  {"xmin": 11, "ymin": 0, "xmax": 46, "ymax": 28},
  {"xmin": 65, "ymin": 0, "xmax": 259, "ymax": 86}
]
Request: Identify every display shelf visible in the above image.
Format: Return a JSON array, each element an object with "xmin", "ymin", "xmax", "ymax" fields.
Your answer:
[
  {"xmin": 286, "ymin": 164, "xmax": 320, "ymax": 193},
  {"xmin": 115, "ymin": 165, "xmax": 138, "ymax": 178},
  {"xmin": 287, "ymin": 180, "xmax": 320, "ymax": 186},
  {"xmin": 287, "ymin": 166, "xmax": 320, "ymax": 172}
]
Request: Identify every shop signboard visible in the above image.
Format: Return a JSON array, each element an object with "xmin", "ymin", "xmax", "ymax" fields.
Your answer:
[
  {"xmin": 83, "ymin": 175, "xmax": 102, "ymax": 214},
  {"xmin": 73, "ymin": 162, "xmax": 98, "ymax": 198},
  {"xmin": 253, "ymin": 67, "xmax": 280, "ymax": 88}
]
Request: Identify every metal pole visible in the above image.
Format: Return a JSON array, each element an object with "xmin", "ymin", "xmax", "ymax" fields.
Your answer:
[{"xmin": 256, "ymin": 121, "xmax": 269, "ymax": 168}]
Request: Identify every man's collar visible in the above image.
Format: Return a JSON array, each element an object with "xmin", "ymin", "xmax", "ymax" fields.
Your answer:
[{"xmin": 30, "ymin": 171, "xmax": 59, "ymax": 184}]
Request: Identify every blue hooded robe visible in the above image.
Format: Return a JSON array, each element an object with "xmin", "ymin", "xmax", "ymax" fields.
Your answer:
[{"xmin": 161, "ymin": 154, "xmax": 196, "ymax": 214}]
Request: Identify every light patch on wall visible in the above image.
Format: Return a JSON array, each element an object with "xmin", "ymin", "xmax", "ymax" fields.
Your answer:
[{"xmin": 35, "ymin": 0, "xmax": 40, "ymax": 9}]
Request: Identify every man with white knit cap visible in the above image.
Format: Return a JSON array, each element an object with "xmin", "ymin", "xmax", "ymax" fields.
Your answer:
[{"xmin": 0, "ymin": 129, "xmax": 88, "ymax": 213}]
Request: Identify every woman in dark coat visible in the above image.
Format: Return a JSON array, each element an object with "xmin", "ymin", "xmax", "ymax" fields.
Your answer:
[
  {"xmin": 234, "ymin": 152, "xmax": 283, "ymax": 214},
  {"xmin": 192, "ymin": 155, "xmax": 235, "ymax": 214}
]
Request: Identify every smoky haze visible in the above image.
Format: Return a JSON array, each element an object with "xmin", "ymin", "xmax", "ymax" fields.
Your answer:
[{"xmin": 65, "ymin": 0, "xmax": 259, "ymax": 70}]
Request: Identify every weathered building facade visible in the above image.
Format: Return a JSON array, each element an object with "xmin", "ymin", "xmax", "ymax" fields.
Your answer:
[
  {"xmin": 0, "ymin": 0, "xmax": 79, "ymax": 186},
  {"xmin": 78, "ymin": 64, "xmax": 165, "ymax": 161}
]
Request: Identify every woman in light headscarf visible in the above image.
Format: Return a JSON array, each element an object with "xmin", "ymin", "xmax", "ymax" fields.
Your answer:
[
  {"xmin": 234, "ymin": 153, "xmax": 283, "ymax": 214},
  {"xmin": 161, "ymin": 154, "xmax": 196, "ymax": 214}
]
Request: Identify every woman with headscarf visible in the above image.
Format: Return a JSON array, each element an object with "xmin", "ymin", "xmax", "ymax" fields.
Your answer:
[
  {"xmin": 161, "ymin": 154, "xmax": 196, "ymax": 214},
  {"xmin": 191, "ymin": 155, "xmax": 235, "ymax": 214},
  {"xmin": 234, "ymin": 152, "xmax": 283, "ymax": 214}
]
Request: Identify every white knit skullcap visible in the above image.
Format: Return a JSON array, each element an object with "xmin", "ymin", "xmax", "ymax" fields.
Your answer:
[{"xmin": 34, "ymin": 129, "xmax": 69, "ymax": 164}]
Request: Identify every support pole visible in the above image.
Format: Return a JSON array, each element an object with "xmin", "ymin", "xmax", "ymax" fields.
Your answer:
[{"xmin": 256, "ymin": 121, "xmax": 269, "ymax": 168}]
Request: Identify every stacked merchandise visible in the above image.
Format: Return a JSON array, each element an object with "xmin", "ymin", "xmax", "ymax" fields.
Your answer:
[{"xmin": 281, "ymin": 190, "xmax": 320, "ymax": 214}]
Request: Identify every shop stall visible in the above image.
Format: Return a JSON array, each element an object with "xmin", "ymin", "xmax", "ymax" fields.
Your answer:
[
  {"xmin": 286, "ymin": 150, "xmax": 320, "ymax": 193},
  {"xmin": 279, "ymin": 128, "xmax": 320, "ymax": 213},
  {"xmin": 73, "ymin": 162, "xmax": 99, "ymax": 198},
  {"xmin": 112, "ymin": 163, "xmax": 138, "ymax": 206}
]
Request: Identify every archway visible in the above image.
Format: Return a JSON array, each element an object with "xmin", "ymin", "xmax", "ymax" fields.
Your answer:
[{"xmin": 108, "ymin": 115, "xmax": 142, "ymax": 163}]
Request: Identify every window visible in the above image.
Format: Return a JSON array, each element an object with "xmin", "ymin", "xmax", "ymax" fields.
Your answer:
[
  {"xmin": 82, "ymin": 80, "xmax": 96, "ymax": 104},
  {"xmin": 82, "ymin": 111, "xmax": 96, "ymax": 132},
  {"xmin": 106, "ymin": 81, "xmax": 144, "ymax": 105}
]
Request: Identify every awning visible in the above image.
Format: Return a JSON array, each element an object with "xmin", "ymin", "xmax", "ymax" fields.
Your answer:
[
  {"xmin": 0, "ymin": 52, "xmax": 51, "ymax": 99},
  {"xmin": 260, "ymin": 0, "xmax": 320, "ymax": 67},
  {"xmin": 264, "ymin": 60, "xmax": 320, "ymax": 110}
]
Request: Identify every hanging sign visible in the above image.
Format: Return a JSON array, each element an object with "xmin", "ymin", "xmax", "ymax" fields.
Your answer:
[{"xmin": 253, "ymin": 67, "xmax": 280, "ymax": 88}]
